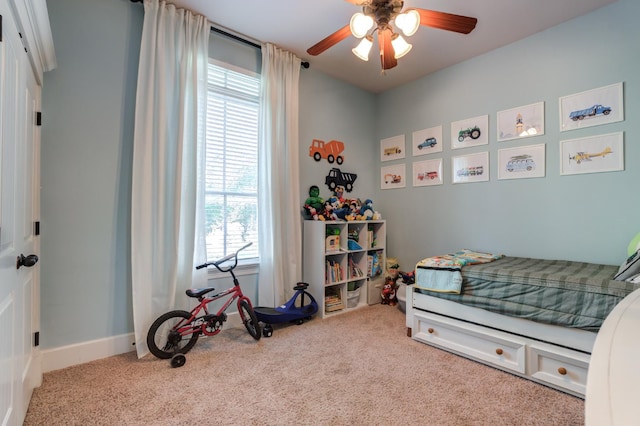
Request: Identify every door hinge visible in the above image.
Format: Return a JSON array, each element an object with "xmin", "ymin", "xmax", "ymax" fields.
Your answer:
[
  {"xmin": 36, "ymin": 112, "xmax": 42, "ymax": 126},
  {"xmin": 34, "ymin": 332, "xmax": 40, "ymax": 347},
  {"xmin": 34, "ymin": 221, "xmax": 40, "ymax": 236}
]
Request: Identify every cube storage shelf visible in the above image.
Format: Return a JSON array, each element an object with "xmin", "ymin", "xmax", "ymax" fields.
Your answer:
[{"xmin": 303, "ymin": 220, "xmax": 386, "ymax": 318}]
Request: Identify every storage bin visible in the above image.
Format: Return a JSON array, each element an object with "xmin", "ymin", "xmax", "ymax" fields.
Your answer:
[{"xmin": 347, "ymin": 287, "xmax": 361, "ymax": 308}]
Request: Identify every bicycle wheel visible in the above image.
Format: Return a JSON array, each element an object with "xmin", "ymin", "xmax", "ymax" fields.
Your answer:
[
  {"xmin": 238, "ymin": 299, "xmax": 261, "ymax": 341},
  {"xmin": 147, "ymin": 310, "xmax": 199, "ymax": 359}
]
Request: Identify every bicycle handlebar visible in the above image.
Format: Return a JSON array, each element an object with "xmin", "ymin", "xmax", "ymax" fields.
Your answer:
[{"xmin": 195, "ymin": 242, "xmax": 252, "ymax": 270}]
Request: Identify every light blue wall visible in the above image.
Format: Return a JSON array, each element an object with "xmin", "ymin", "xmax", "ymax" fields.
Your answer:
[
  {"xmin": 374, "ymin": 0, "xmax": 639, "ymax": 269},
  {"xmin": 299, "ymin": 68, "xmax": 377, "ymax": 205},
  {"xmin": 41, "ymin": 0, "xmax": 141, "ymax": 348},
  {"xmin": 41, "ymin": 0, "xmax": 637, "ymax": 350}
]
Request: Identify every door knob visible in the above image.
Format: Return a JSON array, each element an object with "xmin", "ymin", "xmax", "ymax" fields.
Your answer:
[{"xmin": 17, "ymin": 254, "xmax": 39, "ymax": 269}]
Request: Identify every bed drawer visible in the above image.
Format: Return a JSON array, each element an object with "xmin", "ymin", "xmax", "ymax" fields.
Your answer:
[
  {"xmin": 528, "ymin": 344, "xmax": 590, "ymax": 396},
  {"xmin": 412, "ymin": 311, "xmax": 526, "ymax": 374}
]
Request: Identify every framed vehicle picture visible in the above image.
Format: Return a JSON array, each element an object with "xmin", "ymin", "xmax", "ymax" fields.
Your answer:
[
  {"xmin": 413, "ymin": 158, "xmax": 443, "ymax": 187},
  {"xmin": 559, "ymin": 82, "xmax": 624, "ymax": 132},
  {"xmin": 452, "ymin": 152, "xmax": 489, "ymax": 184},
  {"xmin": 412, "ymin": 125, "xmax": 443, "ymax": 156},
  {"xmin": 451, "ymin": 115, "xmax": 489, "ymax": 150},
  {"xmin": 380, "ymin": 134, "xmax": 405, "ymax": 162},
  {"xmin": 381, "ymin": 163, "xmax": 406, "ymax": 189},
  {"xmin": 498, "ymin": 144, "xmax": 546, "ymax": 180},
  {"xmin": 560, "ymin": 132, "xmax": 624, "ymax": 176},
  {"xmin": 497, "ymin": 102, "xmax": 545, "ymax": 142}
]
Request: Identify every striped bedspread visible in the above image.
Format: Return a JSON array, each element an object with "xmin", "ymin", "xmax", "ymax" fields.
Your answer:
[{"xmin": 415, "ymin": 256, "xmax": 639, "ymax": 331}]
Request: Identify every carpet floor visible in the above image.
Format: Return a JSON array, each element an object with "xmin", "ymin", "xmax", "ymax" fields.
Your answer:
[{"xmin": 24, "ymin": 304, "xmax": 584, "ymax": 425}]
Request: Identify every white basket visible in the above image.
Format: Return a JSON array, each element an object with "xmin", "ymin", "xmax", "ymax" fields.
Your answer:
[{"xmin": 346, "ymin": 287, "xmax": 361, "ymax": 308}]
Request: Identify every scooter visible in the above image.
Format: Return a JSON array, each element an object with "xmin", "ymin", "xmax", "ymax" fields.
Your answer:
[{"xmin": 254, "ymin": 282, "xmax": 318, "ymax": 337}]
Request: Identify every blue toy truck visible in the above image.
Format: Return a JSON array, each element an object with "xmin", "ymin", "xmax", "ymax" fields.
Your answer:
[{"xmin": 569, "ymin": 104, "xmax": 612, "ymax": 121}]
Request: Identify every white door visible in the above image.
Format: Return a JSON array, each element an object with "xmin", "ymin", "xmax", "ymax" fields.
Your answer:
[{"xmin": 0, "ymin": 2, "xmax": 42, "ymax": 424}]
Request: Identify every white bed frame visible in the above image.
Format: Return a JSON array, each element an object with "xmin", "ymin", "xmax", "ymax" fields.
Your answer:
[{"xmin": 405, "ymin": 285, "xmax": 597, "ymax": 397}]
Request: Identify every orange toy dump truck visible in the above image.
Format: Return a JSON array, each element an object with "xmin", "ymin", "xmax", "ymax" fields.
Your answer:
[{"xmin": 309, "ymin": 139, "xmax": 345, "ymax": 164}]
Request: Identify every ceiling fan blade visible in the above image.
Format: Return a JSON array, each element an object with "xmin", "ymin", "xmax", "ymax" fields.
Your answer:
[
  {"xmin": 378, "ymin": 28, "xmax": 398, "ymax": 70},
  {"xmin": 307, "ymin": 25, "xmax": 352, "ymax": 56},
  {"xmin": 414, "ymin": 9, "xmax": 478, "ymax": 34}
]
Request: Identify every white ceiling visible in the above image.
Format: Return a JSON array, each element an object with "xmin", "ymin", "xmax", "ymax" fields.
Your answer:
[{"xmin": 168, "ymin": 0, "xmax": 616, "ymax": 94}]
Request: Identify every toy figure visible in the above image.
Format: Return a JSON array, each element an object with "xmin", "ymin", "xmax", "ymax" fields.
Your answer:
[
  {"xmin": 303, "ymin": 185, "xmax": 325, "ymax": 220},
  {"xmin": 381, "ymin": 276, "xmax": 398, "ymax": 305},
  {"xmin": 334, "ymin": 185, "xmax": 345, "ymax": 203},
  {"xmin": 328, "ymin": 196, "xmax": 350, "ymax": 220},
  {"xmin": 399, "ymin": 271, "xmax": 415, "ymax": 285},
  {"xmin": 359, "ymin": 199, "xmax": 374, "ymax": 220},
  {"xmin": 323, "ymin": 200, "xmax": 338, "ymax": 221}
]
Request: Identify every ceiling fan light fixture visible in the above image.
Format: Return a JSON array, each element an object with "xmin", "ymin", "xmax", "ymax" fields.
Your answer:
[
  {"xmin": 352, "ymin": 35, "xmax": 373, "ymax": 61},
  {"xmin": 350, "ymin": 12, "xmax": 374, "ymax": 38},
  {"xmin": 395, "ymin": 10, "xmax": 420, "ymax": 36},
  {"xmin": 391, "ymin": 34, "xmax": 412, "ymax": 59}
]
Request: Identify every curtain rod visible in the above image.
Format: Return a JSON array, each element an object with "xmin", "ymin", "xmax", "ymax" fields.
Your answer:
[{"xmin": 130, "ymin": 0, "xmax": 310, "ymax": 69}]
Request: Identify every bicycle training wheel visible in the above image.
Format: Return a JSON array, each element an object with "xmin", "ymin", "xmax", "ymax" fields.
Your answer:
[
  {"xmin": 147, "ymin": 310, "xmax": 199, "ymax": 359},
  {"xmin": 239, "ymin": 299, "xmax": 261, "ymax": 341}
]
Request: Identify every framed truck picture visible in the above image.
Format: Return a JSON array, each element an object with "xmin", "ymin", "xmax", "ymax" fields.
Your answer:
[
  {"xmin": 559, "ymin": 82, "xmax": 623, "ymax": 132},
  {"xmin": 381, "ymin": 164, "xmax": 406, "ymax": 189},
  {"xmin": 380, "ymin": 134, "xmax": 405, "ymax": 162},
  {"xmin": 413, "ymin": 158, "xmax": 443, "ymax": 187}
]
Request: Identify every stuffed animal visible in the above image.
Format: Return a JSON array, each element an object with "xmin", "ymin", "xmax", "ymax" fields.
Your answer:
[
  {"xmin": 303, "ymin": 185, "xmax": 325, "ymax": 220},
  {"xmin": 359, "ymin": 199, "xmax": 374, "ymax": 220},
  {"xmin": 381, "ymin": 276, "xmax": 398, "ymax": 305}
]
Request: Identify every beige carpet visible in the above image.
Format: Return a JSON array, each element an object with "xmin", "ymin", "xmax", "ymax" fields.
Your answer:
[{"xmin": 24, "ymin": 304, "xmax": 584, "ymax": 425}]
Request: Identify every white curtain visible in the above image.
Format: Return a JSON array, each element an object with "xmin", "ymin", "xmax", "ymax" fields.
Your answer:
[
  {"xmin": 258, "ymin": 43, "xmax": 302, "ymax": 306},
  {"xmin": 131, "ymin": 0, "xmax": 209, "ymax": 358}
]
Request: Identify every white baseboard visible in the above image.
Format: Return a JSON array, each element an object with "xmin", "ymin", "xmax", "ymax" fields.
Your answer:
[
  {"xmin": 41, "ymin": 333, "xmax": 136, "ymax": 373},
  {"xmin": 41, "ymin": 312, "xmax": 243, "ymax": 373}
]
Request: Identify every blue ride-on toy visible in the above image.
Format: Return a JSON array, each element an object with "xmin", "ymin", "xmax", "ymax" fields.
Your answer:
[{"xmin": 254, "ymin": 282, "xmax": 318, "ymax": 337}]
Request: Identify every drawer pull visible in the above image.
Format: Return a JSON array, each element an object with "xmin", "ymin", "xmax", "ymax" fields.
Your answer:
[
  {"xmin": 495, "ymin": 348, "xmax": 503, "ymax": 355},
  {"xmin": 428, "ymin": 328, "xmax": 434, "ymax": 334},
  {"xmin": 557, "ymin": 367, "xmax": 567, "ymax": 375}
]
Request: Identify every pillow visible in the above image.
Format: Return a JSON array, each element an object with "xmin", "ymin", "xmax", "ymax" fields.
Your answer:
[{"xmin": 614, "ymin": 249, "xmax": 640, "ymax": 281}]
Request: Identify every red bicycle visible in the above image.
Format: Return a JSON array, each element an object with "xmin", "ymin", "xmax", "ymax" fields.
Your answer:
[{"xmin": 146, "ymin": 243, "xmax": 261, "ymax": 367}]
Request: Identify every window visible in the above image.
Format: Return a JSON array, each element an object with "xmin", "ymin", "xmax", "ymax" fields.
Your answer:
[{"xmin": 205, "ymin": 60, "xmax": 260, "ymax": 263}]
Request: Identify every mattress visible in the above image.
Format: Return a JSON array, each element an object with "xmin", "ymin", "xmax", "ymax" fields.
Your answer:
[{"xmin": 415, "ymin": 256, "xmax": 639, "ymax": 331}]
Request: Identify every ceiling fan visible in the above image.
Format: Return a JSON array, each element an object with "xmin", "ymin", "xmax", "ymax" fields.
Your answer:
[{"xmin": 307, "ymin": 0, "xmax": 477, "ymax": 71}]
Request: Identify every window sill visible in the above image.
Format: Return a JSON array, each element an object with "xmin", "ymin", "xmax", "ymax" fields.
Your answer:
[{"xmin": 206, "ymin": 261, "xmax": 259, "ymax": 279}]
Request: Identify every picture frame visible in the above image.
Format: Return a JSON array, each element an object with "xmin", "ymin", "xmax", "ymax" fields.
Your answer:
[
  {"xmin": 452, "ymin": 151, "xmax": 489, "ymax": 184},
  {"xmin": 380, "ymin": 134, "xmax": 406, "ymax": 162},
  {"xmin": 381, "ymin": 163, "xmax": 406, "ymax": 189},
  {"xmin": 497, "ymin": 102, "xmax": 545, "ymax": 142},
  {"xmin": 559, "ymin": 82, "xmax": 624, "ymax": 132},
  {"xmin": 560, "ymin": 132, "xmax": 624, "ymax": 176},
  {"xmin": 413, "ymin": 158, "xmax": 443, "ymax": 187},
  {"xmin": 412, "ymin": 125, "xmax": 443, "ymax": 156},
  {"xmin": 498, "ymin": 144, "xmax": 546, "ymax": 180},
  {"xmin": 451, "ymin": 115, "xmax": 489, "ymax": 150}
]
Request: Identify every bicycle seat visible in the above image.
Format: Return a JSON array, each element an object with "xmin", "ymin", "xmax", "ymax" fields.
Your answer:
[{"xmin": 185, "ymin": 287, "xmax": 215, "ymax": 298}]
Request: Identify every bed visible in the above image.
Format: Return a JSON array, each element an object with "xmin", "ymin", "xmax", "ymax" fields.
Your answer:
[{"xmin": 405, "ymin": 250, "xmax": 640, "ymax": 397}]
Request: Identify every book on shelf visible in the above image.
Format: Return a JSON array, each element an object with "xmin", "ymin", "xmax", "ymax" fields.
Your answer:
[
  {"xmin": 325, "ymin": 259, "xmax": 344, "ymax": 284},
  {"xmin": 324, "ymin": 293, "xmax": 343, "ymax": 312},
  {"xmin": 349, "ymin": 258, "xmax": 364, "ymax": 278}
]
